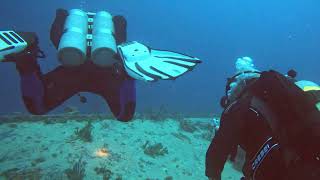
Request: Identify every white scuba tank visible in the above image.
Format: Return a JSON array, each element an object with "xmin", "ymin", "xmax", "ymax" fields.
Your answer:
[
  {"xmin": 57, "ymin": 9, "xmax": 117, "ymax": 67},
  {"xmin": 0, "ymin": 31, "xmax": 28, "ymax": 61},
  {"xmin": 58, "ymin": 9, "xmax": 88, "ymax": 67},
  {"xmin": 91, "ymin": 11, "xmax": 117, "ymax": 67}
]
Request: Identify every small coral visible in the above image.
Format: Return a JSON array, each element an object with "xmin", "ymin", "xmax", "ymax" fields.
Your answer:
[
  {"xmin": 74, "ymin": 122, "xmax": 93, "ymax": 142},
  {"xmin": 1, "ymin": 168, "xmax": 42, "ymax": 180},
  {"xmin": 31, "ymin": 157, "xmax": 46, "ymax": 167},
  {"xmin": 165, "ymin": 176, "xmax": 173, "ymax": 180},
  {"xmin": 194, "ymin": 121, "xmax": 214, "ymax": 132},
  {"xmin": 0, "ymin": 129, "xmax": 15, "ymax": 141},
  {"xmin": 52, "ymin": 153, "xmax": 58, "ymax": 158},
  {"xmin": 0, "ymin": 152, "xmax": 9, "ymax": 163},
  {"xmin": 171, "ymin": 132, "xmax": 191, "ymax": 144},
  {"xmin": 115, "ymin": 175, "xmax": 123, "ymax": 180},
  {"xmin": 65, "ymin": 158, "xmax": 86, "ymax": 180},
  {"xmin": 94, "ymin": 166, "xmax": 112, "ymax": 180},
  {"xmin": 179, "ymin": 120, "xmax": 197, "ymax": 133},
  {"xmin": 201, "ymin": 131, "xmax": 215, "ymax": 141},
  {"xmin": 7, "ymin": 123, "xmax": 18, "ymax": 128},
  {"xmin": 101, "ymin": 121, "xmax": 110, "ymax": 129},
  {"xmin": 142, "ymin": 141, "xmax": 168, "ymax": 158}
]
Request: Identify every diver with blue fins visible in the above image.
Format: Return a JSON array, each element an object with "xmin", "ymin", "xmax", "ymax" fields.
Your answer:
[
  {"xmin": 0, "ymin": 8, "xmax": 201, "ymax": 121},
  {"xmin": 205, "ymin": 57, "xmax": 320, "ymax": 180}
]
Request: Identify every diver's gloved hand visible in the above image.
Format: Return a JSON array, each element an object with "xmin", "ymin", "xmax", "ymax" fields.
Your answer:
[{"xmin": 117, "ymin": 41, "xmax": 201, "ymax": 82}]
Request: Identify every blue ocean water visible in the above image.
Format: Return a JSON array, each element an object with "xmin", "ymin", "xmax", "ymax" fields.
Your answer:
[
  {"xmin": 0, "ymin": 1, "xmax": 320, "ymax": 179},
  {"xmin": 0, "ymin": 0, "xmax": 319, "ymax": 116}
]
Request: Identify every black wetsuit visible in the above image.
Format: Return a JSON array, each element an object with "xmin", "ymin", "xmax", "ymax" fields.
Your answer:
[
  {"xmin": 205, "ymin": 71, "xmax": 320, "ymax": 180},
  {"xmin": 205, "ymin": 95, "xmax": 286, "ymax": 180},
  {"xmin": 14, "ymin": 10, "xmax": 136, "ymax": 121}
]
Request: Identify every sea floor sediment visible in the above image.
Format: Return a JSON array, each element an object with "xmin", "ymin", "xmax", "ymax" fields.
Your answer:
[{"xmin": 0, "ymin": 114, "xmax": 243, "ymax": 180}]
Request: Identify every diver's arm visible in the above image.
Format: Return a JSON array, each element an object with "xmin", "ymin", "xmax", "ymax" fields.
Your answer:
[
  {"xmin": 113, "ymin": 15, "xmax": 127, "ymax": 45},
  {"xmin": 0, "ymin": 31, "xmax": 49, "ymax": 114},
  {"xmin": 205, "ymin": 103, "xmax": 243, "ymax": 179},
  {"xmin": 50, "ymin": 9, "xmax": 68, "ymax": 49},
  {"xmin": 0, "ymin": 30, "xmax": 84, "ymax": 115}
]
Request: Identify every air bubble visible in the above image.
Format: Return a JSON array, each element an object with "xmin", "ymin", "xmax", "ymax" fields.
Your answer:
[{"xmin": 79, "ymin": 0, "xmax": 88, "ymax": 10}]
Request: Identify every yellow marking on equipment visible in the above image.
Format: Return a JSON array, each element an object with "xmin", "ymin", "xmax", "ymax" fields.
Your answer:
[{"xmin": 303, "ymin": 86, "xmax": 320, "ymax": 92}]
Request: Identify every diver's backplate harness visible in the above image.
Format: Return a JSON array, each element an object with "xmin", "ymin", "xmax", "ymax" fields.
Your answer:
[
  {"xmin": 221, "ymin": 69, "xmax": 299, "ymax": 108},
  {"xmin": 0, "ymin": 9, "xmax": 201, "ymax": 82}
]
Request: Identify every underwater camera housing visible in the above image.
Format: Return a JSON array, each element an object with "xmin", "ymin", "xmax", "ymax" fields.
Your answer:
[{"xmin": 57, "ymin": 9, "xmax": 117, "ymax": 67}]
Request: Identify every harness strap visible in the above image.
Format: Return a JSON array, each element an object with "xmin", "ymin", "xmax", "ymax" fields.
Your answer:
[{"xmin": 250, "ymin": 137, "xmax": 279, "ymax": 179}]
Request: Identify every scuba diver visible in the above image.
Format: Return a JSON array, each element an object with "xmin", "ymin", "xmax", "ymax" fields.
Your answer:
[
  {"xmin": 205, "ymin": 57, "xmax": 320, "ymax": 180},
  {"xmin": 0, "ymin": 9, "xmax": 201, "ymax": 121}
]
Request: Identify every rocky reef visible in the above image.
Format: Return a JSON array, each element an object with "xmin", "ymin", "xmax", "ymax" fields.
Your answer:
[{"xmin": 142, "ymin": 141, "xmax": 169, "ymax": 158}]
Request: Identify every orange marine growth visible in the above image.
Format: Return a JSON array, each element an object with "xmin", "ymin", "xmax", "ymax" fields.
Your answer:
[{"xmin": 95, "ymin": 148, "xmax": 110, "ymax": 158}]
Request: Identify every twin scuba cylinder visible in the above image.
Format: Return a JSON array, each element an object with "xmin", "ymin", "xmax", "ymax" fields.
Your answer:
[{"xmin": 58, "ymin": 9, "xmax": 117, "ymax": 67}]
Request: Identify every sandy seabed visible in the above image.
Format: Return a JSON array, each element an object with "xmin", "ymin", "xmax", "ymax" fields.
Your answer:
[{"xmin": 0, "ymin": 116, "xmax": 243, "ymax": 180}]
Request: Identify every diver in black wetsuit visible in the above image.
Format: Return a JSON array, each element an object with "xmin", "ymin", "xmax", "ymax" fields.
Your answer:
[
  {"xmin": 205, "ymin": 57, "xmax": 320, "ymax": 180},
  {"xmin": 0, "ymin": 9, "xmax": 201, "ymax": 121},
  {"xmin": 206, "ymin": 89, "xmax": 286, "ymax": 180},
  {"xmin": 5, "ymin": 12, "xmax": 136, "ymax": 121}
]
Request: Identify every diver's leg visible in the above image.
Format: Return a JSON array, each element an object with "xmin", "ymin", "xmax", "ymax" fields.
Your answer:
[
  {"xmin": 99, "ymin": 15, "xmax": 135, "ymax": 121},
  {"xmin": 17, "ymin": 58, "xmax": 83, "ymax": 114},
  {"xmin": 40, "ymin": 66, "xmax": 86, "ymax": 112},
  {"xmin": 16, "ymin": 56, "xmax": 46, "ymax": 114},
  {"xmin": 100, "ymin": 78, "xmax": 136, "ymax": 122},
  {"xmin": 12, "ymin": 30, "xmax": 82, "ymax": 114}
]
